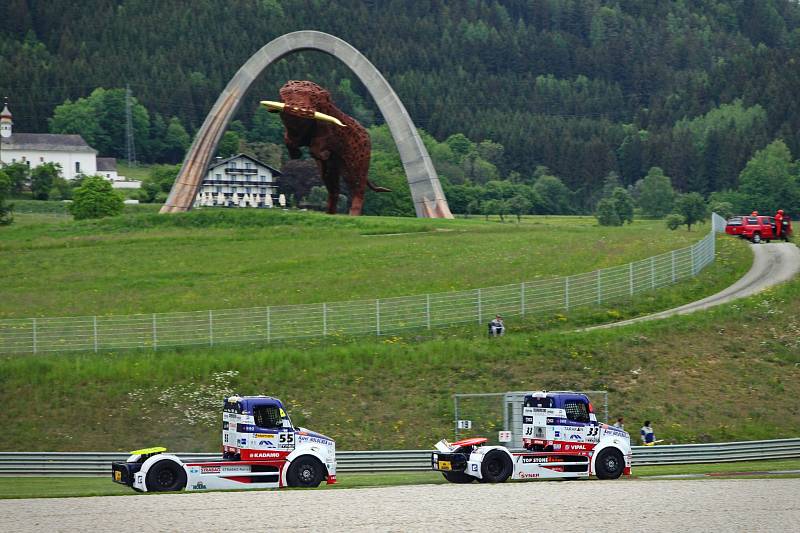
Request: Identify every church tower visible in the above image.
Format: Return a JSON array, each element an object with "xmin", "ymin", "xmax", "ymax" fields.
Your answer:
[{"xmin": 0, "ymin": 99, "xmax": 12, "ymax": 139}]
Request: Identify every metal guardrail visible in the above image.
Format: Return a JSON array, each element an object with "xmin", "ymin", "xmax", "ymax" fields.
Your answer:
[
  {"xmin": 1, "ymin": 438, "xmax": 797, "ymax": 476},
  {"xmin": 0, "ymin": 230, "xmax": 716, "ymax": 355}
]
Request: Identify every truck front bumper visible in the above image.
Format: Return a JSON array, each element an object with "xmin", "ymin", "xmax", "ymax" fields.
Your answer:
[
  {"xmin": 111, "ymin": 461, "xmax": 141, "ymax": 487},
  {"xmin": 431, "ymin": 452, "xmax": 468, "ymax": 472}
]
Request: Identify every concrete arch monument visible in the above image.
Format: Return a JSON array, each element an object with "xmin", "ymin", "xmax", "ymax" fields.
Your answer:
[{"xmin": 161, "ymin": 31, "xmax": 452, "ymax": 218}]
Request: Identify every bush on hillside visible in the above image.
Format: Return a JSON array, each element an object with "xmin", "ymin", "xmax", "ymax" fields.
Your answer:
[{"xmin": 68, "ymin": 176, "xmax": 124, "ymax": 220}]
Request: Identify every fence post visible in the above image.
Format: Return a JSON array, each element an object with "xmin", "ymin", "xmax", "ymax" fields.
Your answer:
[
  {"xmin": 266, "ymin": 307, "xmax": 271, "ymax": 343},
  {"xmin": 650, "ymin": 257, "xmax": 656, "ymax": 289},
  {"xmin": 93, "ymin": 316, "xmax": 98, "ymax": 353},
  {"xmin": 520, "ymin": 282, "xmax": 526, "ymax": 316},
  {"xmin": 564, "ymin": 276, "xmax": 570, "ymax": 310},
  {"xmin": 376, "ymin": 299, "xmax": 381, "ymax": 336},
  {"xmin": 629, "ymin": 263, "xmax": 634, "ymax": 295},
  {"xmin": 209, "ymin": 310, "xmax": 214, "ymax": 346},
  {"xmin": 690, "ymin": 245, "xmax": 696, "ymax": 275},
  {"xmin": 426, "ymin": 294, "xmax": 431, "ymax": 329},
  {"xmin": 152, "ymin": 314, "xmax": 157, "ymax": 351},
  {"xmin": 477, "ymin": 288, "xmax": 482, "ymax": 324},
  {"xmin": 32, "ymin": 318, "xmax": 37, "ymax": 354},
  {"xmin": 671, "ymin": 251, "xmax": 676, "ymax": 282},
  {"xmin": 597, "ymin": 270, "xmax": 602, "ymax": 304},
  {"xmin": 323, "ymin": 303, "xmax": 327, "ymax": 336}
]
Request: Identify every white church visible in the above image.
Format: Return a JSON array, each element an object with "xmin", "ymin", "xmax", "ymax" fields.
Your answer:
[{"xmin": 1, "ymin": 101, "xmax": 141, "ymax": 191}]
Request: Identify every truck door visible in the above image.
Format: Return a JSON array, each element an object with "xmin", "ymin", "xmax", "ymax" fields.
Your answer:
[
  {"xmin": 252, "ymin": 404, "xmax": 294, "ymax": 451},
  {"xmin": 563, "ymin": 399, "xmax": 598, "ymax": 443}
]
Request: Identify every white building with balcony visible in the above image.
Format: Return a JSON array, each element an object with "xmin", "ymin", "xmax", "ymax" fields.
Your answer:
[{"xmin": 195, "ymin": 154, "xmax": 282, "ymax": 208}]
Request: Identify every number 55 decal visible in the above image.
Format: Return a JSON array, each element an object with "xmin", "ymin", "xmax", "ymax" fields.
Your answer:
[{"xmin": 280, "ymin": 432, "xmax": 295, "ymax": 445}]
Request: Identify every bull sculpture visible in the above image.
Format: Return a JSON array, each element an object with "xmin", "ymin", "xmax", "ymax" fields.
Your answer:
[{"xmin": 261, "ymin": 80, "xmax": 390, "ymax": 215}]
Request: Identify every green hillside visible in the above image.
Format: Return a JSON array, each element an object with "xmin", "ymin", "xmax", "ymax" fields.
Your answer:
[
  {"xmin": 5, "ymin": 209, "xmax": 788, "ymax": 452},
  {"xmin": 0, "ymin": 209, "xmax": 715, "ymax": 318}
]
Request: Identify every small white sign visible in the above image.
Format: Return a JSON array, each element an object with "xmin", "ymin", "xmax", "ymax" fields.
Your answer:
[
  {"xmin": 498, "ymin": 431, "xmax": 512, "ymax": 442},
  {"xmin": 457, "ymin": 420, "xmax": 472, "ymax": 430}
]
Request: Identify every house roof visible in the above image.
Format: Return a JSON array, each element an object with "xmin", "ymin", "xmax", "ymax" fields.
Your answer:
[
  {"xmin": 0, "ymin": 103, "xmax": 11, "ymax": 120},
  {"xmin": 208, "ymin": 153, "xmax": 282, "ymax": 175},
  {"xmin": 96, "ymin": 157, "xmax": 117, "ymax": 171},
  {"xmin": 0, "ymin": 133, "xmax": 97, "ymax": 153}
]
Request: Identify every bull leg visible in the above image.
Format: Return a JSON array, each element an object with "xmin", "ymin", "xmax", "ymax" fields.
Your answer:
[
  {"xmin": 318, "ymin": 160, "xmax": 340, "ymax": 215},
  {"xmin": 346, "ymin": 156, "xmax": 370, "ymax": 216}
]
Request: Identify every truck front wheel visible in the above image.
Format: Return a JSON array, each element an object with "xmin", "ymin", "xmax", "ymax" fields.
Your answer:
[
  {"xmin": 479, "ymin": 450, "xmax": 513, "ymax": 483},
  {"xmin": 594, "ymin": 448, "xmax": 624, "ymax": 480},
  {"xmin": 287, "ymin": 456, "xmax": 324, "ymax": 487},
  {"xmin": 753, "ymin": 233, "xmax": 761, "ymax": 244},
  {"xmin": 145, "ymin": 460, "xmax": 187, "ymax": 492}
]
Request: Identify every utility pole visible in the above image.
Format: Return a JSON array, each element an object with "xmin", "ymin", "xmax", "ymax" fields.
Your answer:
[{"xmin": 125, "ymin": 85, "xmax": 137, "ymax": 167}]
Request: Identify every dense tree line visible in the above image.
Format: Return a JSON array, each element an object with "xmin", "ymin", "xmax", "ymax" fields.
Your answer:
[{"xmin": 3, "ymin": 1, "xmax": 800, "ymax": 212}]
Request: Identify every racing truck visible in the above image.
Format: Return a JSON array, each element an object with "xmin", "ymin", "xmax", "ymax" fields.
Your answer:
[
  {"xmin": 432, "ymin": 391, "xmax": 631, "ymax": 483},
  {"xmin": 112, "ymin": 395, "xmax": 336, "ymax": 492}
]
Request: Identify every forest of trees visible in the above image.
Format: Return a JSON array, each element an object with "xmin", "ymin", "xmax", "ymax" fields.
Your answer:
[{"xmin": 3, "ymin": 0, "xmax": 800, "ymax": 215}]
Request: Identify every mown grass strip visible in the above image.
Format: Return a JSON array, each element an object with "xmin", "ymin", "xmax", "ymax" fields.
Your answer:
[{"xmin": 2, "ymin": 459, "xmax": 798, "ymax": 499}]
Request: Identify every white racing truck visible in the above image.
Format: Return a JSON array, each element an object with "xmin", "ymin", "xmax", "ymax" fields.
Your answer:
[
  {"xmin": 112, "ymin": 395, "xmax": 336, "ymax": 492},
  {"xmin": 432, "ymin": 391, "xmax": 631, "ymax": 483}
]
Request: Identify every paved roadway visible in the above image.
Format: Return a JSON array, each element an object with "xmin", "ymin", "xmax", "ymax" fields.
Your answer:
[
  {"xmin": 586, "ymin": 242, "xmax": 800, "ymax": 331},
  {"xmin": 2, "ymin": 478, "xmax": 798, "ymax": 532}
]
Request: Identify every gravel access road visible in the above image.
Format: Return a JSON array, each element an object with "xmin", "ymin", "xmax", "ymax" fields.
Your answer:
[
  {"xmin": 2, "ymin": 478, "xmax": 798, "ymax": 532},
  {"xmin": 586, "ymin": 242, "xmax": 800, "ymax": 331}
]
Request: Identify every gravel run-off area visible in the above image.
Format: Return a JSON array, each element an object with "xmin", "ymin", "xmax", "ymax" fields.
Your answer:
[{"xmin": 2, "ymin": 478, "xmax": 799, "ymax": 532}]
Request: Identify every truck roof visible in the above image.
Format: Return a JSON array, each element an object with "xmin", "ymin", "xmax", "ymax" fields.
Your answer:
[
  {"xmin": 523, "ymin": 391, "xmax": 593, "ymax": 409},
  {"xmin": 224, "ymin": 395, "xmax": 285, "ymax": 410}
]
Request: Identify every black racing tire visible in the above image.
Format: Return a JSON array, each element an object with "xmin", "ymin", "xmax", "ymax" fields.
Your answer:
[
  {"xmin": 287, "ymin": 456, "xmax": 325, "ymax": 488},
  {"xmin": 594, "ymin": 448, "xmax": 625, "ymax": 480},
  {"xmin": 442, "ymin": 470, "xmax": 475, "ymax": 484},
  {"xmin": 145, "ymin": 460, "xmax": 187, "ymax": 492},
  {"xmin": 479, "ymin": 449, "xmax": 513, "ymax": 483},
  {"xmin": 753, "ymin": 233, "xmax": 761, "ymax": 244}
]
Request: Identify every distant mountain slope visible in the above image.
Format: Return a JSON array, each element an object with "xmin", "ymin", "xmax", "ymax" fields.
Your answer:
[{"xmin": 2, "ymin": 0, "xmax": 800, "ymax": 195}]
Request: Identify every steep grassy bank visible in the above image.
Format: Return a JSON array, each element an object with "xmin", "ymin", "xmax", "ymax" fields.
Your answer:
[{"xmin": 1, "ymin": 249, "xmax": 794, "ymax": 453}]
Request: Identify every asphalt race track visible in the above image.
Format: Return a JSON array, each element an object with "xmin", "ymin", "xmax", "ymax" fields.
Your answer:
[
  {"xmin": 586, "ymin": 242, "xmax": 800, "ymax": 331},
  {"xmin": 2, "ymin": 478, "xmax": 799, "ymax": 532}
]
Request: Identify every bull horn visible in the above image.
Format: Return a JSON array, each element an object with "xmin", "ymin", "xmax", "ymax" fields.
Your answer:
[
  {"xmin": 260, "ymin": 100, "xmax": 285, "ymax": 113},
  {"xmin": 313, "ymin": 111, "xmax": 346, "ymax": 128}
]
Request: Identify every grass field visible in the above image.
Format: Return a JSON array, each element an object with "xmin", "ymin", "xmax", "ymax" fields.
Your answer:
[
  {"xmin": 0, "ymin": 209, "xmax": 720, "ymax": 318},
  {"xmin": 1, "ymin": 459, "xmax": 797, "ymax": 499}
]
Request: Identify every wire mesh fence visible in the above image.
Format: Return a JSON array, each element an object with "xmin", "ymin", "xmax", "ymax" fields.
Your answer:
[{"xmin": 0, "ymin": 229, "xmax": 716, "ymax": 355}]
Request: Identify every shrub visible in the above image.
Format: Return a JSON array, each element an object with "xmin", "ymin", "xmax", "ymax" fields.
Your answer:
[
  {"xmin": 665, "ymin": 213, "xmax": 684, "ymax": 230},
  {"xmin": 68, "ymin": 176, "xmax": 124, "ymax": 220},
  {"xmin": 596, "ymin": 198, "xmax": 621, "ymax": 226}
]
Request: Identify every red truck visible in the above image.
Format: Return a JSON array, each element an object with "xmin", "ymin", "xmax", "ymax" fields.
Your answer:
[{"xmin": 725, "ymin": 215, "xmax": 792, "ymax": 243}]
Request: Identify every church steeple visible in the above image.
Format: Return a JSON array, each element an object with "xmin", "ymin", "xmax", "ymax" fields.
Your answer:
[{"xmin": 0, "ymin": 98, "xmax": 12, "ymax": 139}]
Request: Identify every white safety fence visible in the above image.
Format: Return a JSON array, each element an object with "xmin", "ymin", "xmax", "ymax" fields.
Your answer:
[{"xmin": 0, "ymin": 229, "xmax": 716, "ymax": 355}]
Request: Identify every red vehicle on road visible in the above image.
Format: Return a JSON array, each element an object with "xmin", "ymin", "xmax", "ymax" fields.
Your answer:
[{"xmin": 725, "ymin": 215, "xmax": 792, "ymax": 243}]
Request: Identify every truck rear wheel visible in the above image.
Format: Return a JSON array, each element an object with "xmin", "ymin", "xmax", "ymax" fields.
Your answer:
[
  {"xmin": 479, "ymin": 450, "xmax": 513, "ymax": 483},
  {"xmin": 287, "ymin": 456, "xmax": 324, "ymax": 488},
  {"xmin": 595, "ymin": 448, "xmax": 624, "ymax": 480},
  {"xmin": 753, "ymin": 233, "xmax": 761, "ymax": 244},
  {"xmin": 145, "ymin": 460, "xmax": 187, "ymax": 492}
]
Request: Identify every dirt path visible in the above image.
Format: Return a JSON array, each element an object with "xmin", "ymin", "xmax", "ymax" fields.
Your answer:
[
  {"xmin": 585, "ymin": 242, "xmax": 800, "ymax": 331},
  {"xmin": 2, "ymin": 478, "xmax": 798, "ymax": 532}
]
